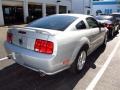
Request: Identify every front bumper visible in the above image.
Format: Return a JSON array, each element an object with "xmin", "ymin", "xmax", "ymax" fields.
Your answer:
[{"xmin": 4, "ymin": 42, "xmax": 67, "ymax": 75}]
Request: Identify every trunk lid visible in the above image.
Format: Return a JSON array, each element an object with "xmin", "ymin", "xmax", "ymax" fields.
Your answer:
[{"xmin": 9, "ymin": 27, "xmax": 61, "ymax": 51}]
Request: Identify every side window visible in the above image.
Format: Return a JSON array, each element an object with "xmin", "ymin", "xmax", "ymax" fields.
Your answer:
[
  {"xmin": 86, "ymin": 17, "xmax": 99, "ymax": 28},
  {"xmin": 76, "ymin": 20, "xmax": 86, "ymax": 30}
]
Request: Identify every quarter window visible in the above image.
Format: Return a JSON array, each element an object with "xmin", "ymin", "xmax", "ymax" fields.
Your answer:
[
  {"xmin": 76, "ymin": 21, "xmax": 86, "ymax": 30},
  {"xmin": 86, "ymin": 17, "xmax": 99, "ymax": 28}
]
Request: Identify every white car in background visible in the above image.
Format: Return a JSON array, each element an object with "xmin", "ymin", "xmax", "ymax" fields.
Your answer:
[{"xmin": 5, "ymin": 14, "xmax": 107, "ymax": 75}]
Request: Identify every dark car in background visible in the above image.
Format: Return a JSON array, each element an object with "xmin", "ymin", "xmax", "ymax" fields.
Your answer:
[
  {"xmin": 112, "ymin": 13, "xmax": 120, "ymax": 29},
  {"xmin": 95, "ymin": 15, "xmax": 119, "ymax": 38}
]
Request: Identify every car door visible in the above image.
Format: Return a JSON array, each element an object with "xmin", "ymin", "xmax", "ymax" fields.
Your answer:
[
  {"xmin": 75, "ymin": 20, "xmax": 96, "ymax": 54},
  {"xmin": 86, "ymin": 17, "xmax": 103, "ymax": 50}
]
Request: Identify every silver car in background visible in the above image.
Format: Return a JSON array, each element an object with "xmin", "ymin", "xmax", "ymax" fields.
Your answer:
[
  {"xmin": 112, "ymin": 13, "xmax": 120, "ymax": 29},
  {"xmin": 5, "ymin": 14, "xmax": 107, "ymax": 75},
  {"xmin": 95, "ymin": 15, "xmax": 119, "ymax": 37}
]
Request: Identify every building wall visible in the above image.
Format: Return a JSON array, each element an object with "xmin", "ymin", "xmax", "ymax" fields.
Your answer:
[
  {"xmin": 2, "ymin": 0, "xmax": 23, "ymax": 6},
  {"xmin": 84, "ymin": 0, "xmax": 92, "ymax": 15},
  {"xmin": 0, "ymin": 0, "xmax": 4, "ymax": 26},
  {"xmin": 0, "ymin": 0, "xmax": 93, "ymax": 26},
  {"xmin": 72, "ymin": 0, "xmax": 84, "ymax": 14},
  {"xmin": 92, "ymin": 1, "xmax": 120, "ymax": 16},
  {"xmin": 29, "ymin": 0, "xmax": 71, "ymax": 6},
  {"xmin": 0, "ymin": 0, "xmax": 71, "ymax": 26},
  {"xmin": 72, "ymin": 0, "xmax": 92, "ymax": 15}
]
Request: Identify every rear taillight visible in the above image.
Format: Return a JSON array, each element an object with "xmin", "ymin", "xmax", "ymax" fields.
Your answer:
[
  {"xmin": 7, "ymin": 33, "xmax": 13, "ymax": 43},
  {"xmin": 103, "ymin": 23, "xmax": 107, "ymax": 27},
  {"xmin": 108, "ymin": 24, "xmax": 112, "ymax": 28},
  {"xmin": 34, "ymin": 39, "xmax": 54, "ymax": 54},
  {"xmin": 104, "ymin": 23, "xmax": 113, "ymax": 28}
]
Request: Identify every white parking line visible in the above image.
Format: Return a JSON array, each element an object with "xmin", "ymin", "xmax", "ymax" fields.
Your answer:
[
  {"xmin": 86, "ymin": 40, "xmax": 120, "ymax": 90},
  {"xmin": 0, "ymin": 57, "xmax": 8, "ymax": 61}
]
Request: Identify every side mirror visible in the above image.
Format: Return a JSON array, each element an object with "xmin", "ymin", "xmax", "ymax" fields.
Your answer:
[{"xmin": 98, "ymin": 22, "xmax": 104, "ymax": 27}]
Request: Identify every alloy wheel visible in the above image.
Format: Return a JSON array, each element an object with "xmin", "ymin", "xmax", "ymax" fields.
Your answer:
[{"xmin": 77, "ymin": 50, "xmax": 87, "ymax": 70}]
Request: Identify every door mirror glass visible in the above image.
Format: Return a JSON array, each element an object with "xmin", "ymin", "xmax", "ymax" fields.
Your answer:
[{"xmin": 98, "ymin": 22, "xmax": 104, "ymax": 27}]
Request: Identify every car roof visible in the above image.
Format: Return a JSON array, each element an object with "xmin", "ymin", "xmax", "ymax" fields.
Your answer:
[
  {"xmin": 96, "ymin": 15, "xmax": 112, "ymax": 17},
  {"xmin": 56, "ymin": 14, "xmax": 92, "ymax": 19},
  {"xmin": 112, "ymin": 12, "xmax": 120, "ymax": 15},
  {"xmin": 96, "ymin": 15, "xmax": 112, "ymax": 18}
]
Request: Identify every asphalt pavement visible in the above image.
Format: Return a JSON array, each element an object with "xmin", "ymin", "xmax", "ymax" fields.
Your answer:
[{"xmin": 0, "ymin": 26, "xmax": 120, "ymax": 90}]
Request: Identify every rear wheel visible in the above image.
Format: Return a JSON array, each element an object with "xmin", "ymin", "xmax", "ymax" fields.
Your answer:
[{"xmin": 70, "ymin": 49, "xmax": 87, "ymax": 74}]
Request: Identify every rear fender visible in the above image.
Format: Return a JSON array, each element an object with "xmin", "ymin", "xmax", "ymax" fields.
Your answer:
[{"xmin": 70, "ymin": 37, "xmax": 90, "ymax": 64}]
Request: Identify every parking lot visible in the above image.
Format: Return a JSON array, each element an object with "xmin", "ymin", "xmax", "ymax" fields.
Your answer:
[{"xmin": 0, "ymin": 26, "xmax": 120, "ymax": 90}]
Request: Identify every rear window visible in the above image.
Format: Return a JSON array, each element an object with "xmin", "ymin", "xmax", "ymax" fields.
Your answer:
[{"xmin": 27, "ymin": 15, "xmax": 78, "ymax": 31}]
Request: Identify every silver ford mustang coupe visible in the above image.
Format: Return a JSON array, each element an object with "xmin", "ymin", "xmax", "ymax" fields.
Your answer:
[{"xmin": 5, "ymin": 14, "xmax": 107, "ymax": 75}]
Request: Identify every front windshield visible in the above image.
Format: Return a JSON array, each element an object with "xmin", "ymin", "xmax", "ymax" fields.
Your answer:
[{"xmin": 27, "ymin": 15, "xmax": 78, "ymax": 31}]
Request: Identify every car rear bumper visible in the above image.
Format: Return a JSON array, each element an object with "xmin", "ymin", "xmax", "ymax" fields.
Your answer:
[{"xmin": 4, "ymin": 42, "xmax": 68, "ymax": 75}]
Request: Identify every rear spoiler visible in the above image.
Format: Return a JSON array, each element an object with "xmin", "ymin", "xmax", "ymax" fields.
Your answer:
[
  {"xmin": 8, "ymin": 26, "xmax": 53, "ymax": 35},
  {"xmin": 25, "ymin": 27, "xmax": 52, "ymax": 35},
  {"xmin": 8, "ymin": 25, "xmax": 26, "ymax": 29}
]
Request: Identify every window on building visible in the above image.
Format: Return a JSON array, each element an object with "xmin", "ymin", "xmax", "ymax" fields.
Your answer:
[
  {"xmin": 28, "ymin": 4, "xmax": 42, "ymax": 20},
  {"xmin": 109, "ymin": 9, "xmax": 112, "ymax": 14},
  {"xmin": 96, "ymin": 10, "xmax": 102, "ymax": 15},
  {"xmin": 87, "ymin": 10, "xmax": 90, "ymax": 15},
  {"xmin": 117, "ymin": 9, "xmax": 120, "ymax": 12},
  {"xmin": 59, "ymin": 6, "xmax": 67, "ymax": 14},
  {"xmin": 46, "ymin": 5, "xmax": 56, "ymax": 16},
  {"xmin": 3, "ymin": 6, "xmax": 24, "ymax": 25},
  {"xmin": 4, "ymin": 8, "xmax": 10, "ymax": 15},
  {"xmin": 105, "ymin": 9, "xmax": 108, "ymax": 14},
  {"xmin": 105, "ymin": 9, "xmax": 112, "ymax": 15},
  {"xmin": 93, "ymin": 0, "xmax": 100, "ymax": 1}
]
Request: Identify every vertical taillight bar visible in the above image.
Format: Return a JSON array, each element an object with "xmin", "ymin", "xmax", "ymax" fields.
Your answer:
[{"xmin": 7, "ymin": 32, "xmax": 13, "ymax": 43}]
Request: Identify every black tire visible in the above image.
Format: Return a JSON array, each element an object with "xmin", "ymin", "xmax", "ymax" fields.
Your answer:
[
  {"xmin": 111, "ymin": 30, "xmax": 114, "ymax": 37},
  {"xmin": 69, "ymin": 48, "xmax": 87, "ymax": 74},
  {"xmin": 116, "ymin": 26, "xmax": 119, "ymax": 34},
  {"xmin": 108, "ymin": 29, "xmax": 114, "ymax": 39}
]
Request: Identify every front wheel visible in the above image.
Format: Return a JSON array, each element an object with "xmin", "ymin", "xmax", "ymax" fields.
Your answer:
[
  {"xmin": 102, "ymin": 34, "xmax": 107, "ymax": 47},
  {"xmin": 116, "ymin": 26, "xmax": 119, "ymax": 34},
  {"xmin": 110, "ymin": 30, "xmax": 114, "ymax": 37},
  {"xmin": 70, "ymin": 49, "xmax": 87, "ymax": 74}
]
